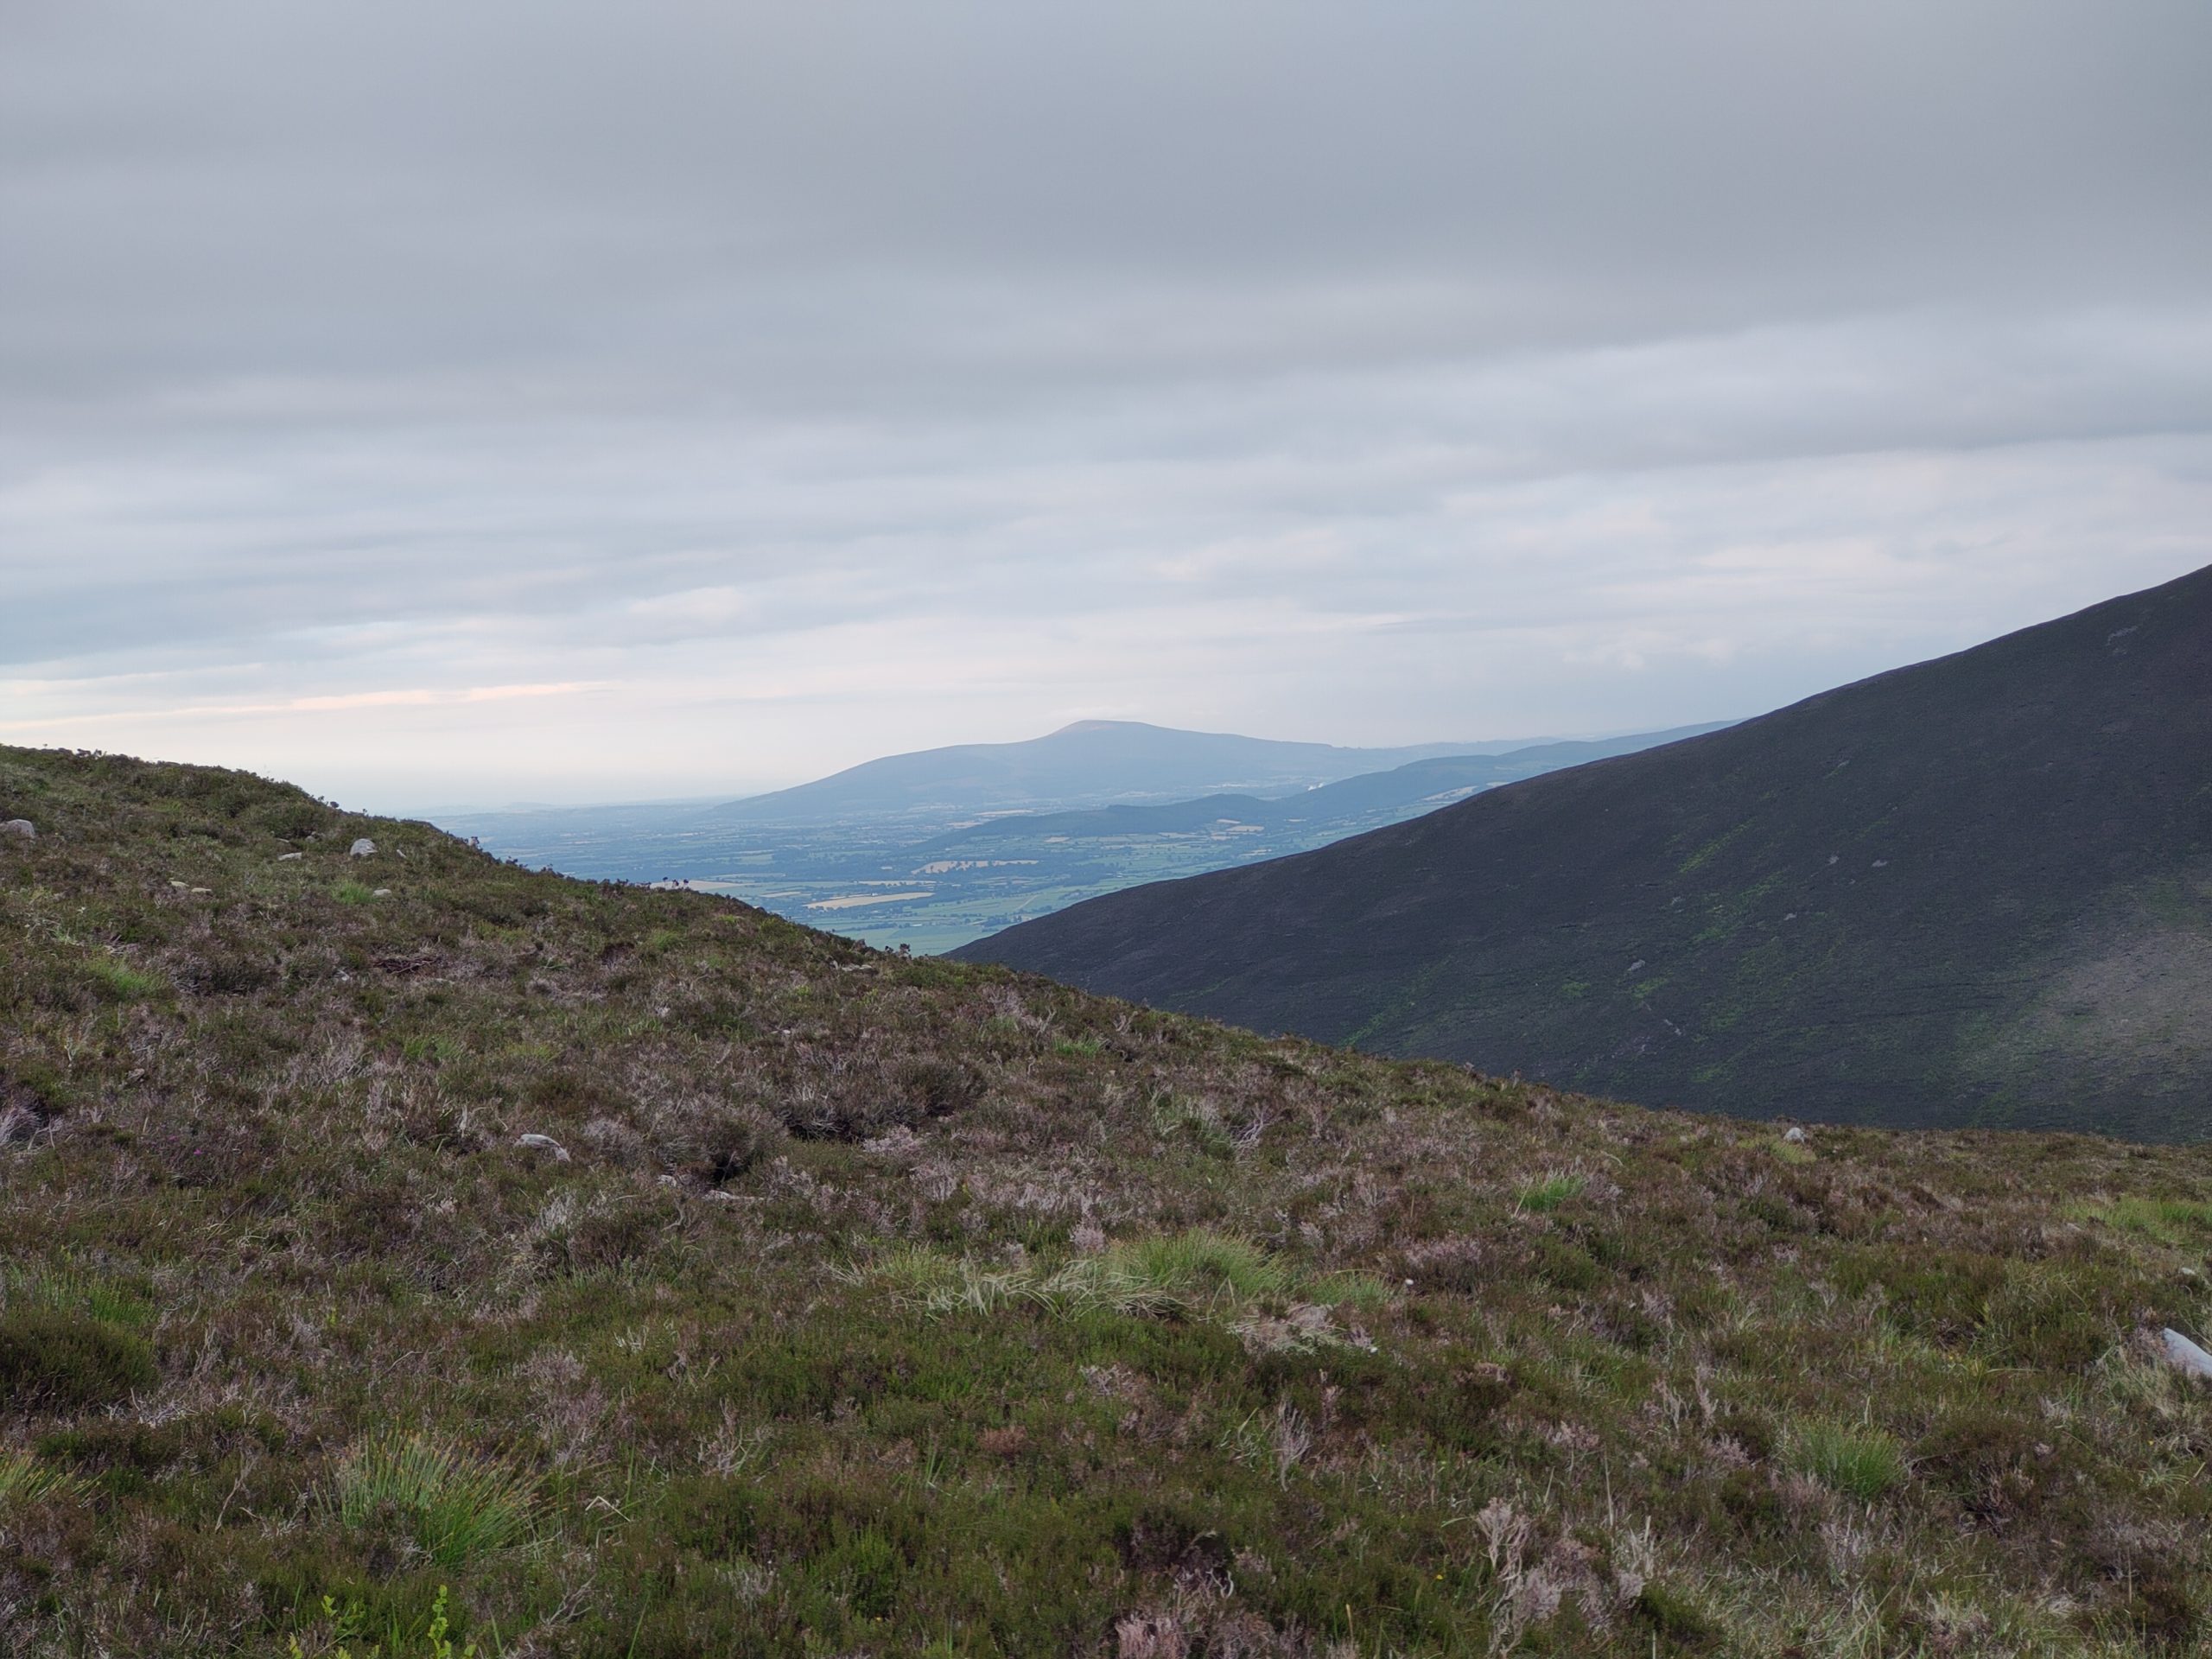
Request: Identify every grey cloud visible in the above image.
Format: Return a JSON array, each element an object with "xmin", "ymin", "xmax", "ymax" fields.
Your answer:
[{"xmin": 2, "ymin": 1, "xmax": 2209, "ymax": 804}]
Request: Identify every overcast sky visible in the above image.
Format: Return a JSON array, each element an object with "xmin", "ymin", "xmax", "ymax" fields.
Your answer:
[{"xmin": 4, "ymin": 2, "xmax": 2209, "ymax": 810}]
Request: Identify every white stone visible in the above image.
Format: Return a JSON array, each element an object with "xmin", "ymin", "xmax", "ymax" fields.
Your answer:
[
  {"xmin": 518, "ymin": 1133, "xmax": 570, "ymax": 1162},
  {"xmin": 2161, "ymin": 1328, "xmax": 2212, "ymax": 1381},
  {"xmin": 276, "ymin": 851, "xmax": 304, "ymax": 862},
  {"xmin": 1783, "ymin": 1127, "xmax": 1808, "ymax": 1144},
  {"xmin": 349, "ymin": 838, "xmax": 376, "ymax": 857},
  {"xmin": 0, "ymin": 819, "xmax": 34, "ymax": 840}
]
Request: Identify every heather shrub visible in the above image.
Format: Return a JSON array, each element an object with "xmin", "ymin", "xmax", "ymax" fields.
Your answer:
[{"xmin": 0, "ymin": 1308, "xmax": 158, "ymax": 1411}]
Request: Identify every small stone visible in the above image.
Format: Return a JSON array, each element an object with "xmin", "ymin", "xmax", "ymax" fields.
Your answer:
[
  {"xmin": 349, "ymin": 838, "xmax": 376, "ymax": 858},
  {"xmin": 2161, "ymin": 1328, "xmax": 2212, "ymax": 1381},
  {"xmin": 1783, "ymin": 1127, "xmax": 1808, "ymax": 1144},
  {"xmin": 372, "ymin": 887, "xmax": 391, "ymax": 898},
  {"xmin": 276, "ymin": 851, "xmax": 304, "ymax": 862},
  {"xmin": 0, "ymin": 819, "xmax": 34, "ymax": 840},
  {"xmin": 518, "ymin": 1132, "xmax": 570, "ymax": 1162},
  {"xmin": 169, "ymin": 880, "xmax": 189, "ymax": 889},
  {"xmin": 189, "ymin": 887, "xmax": 213, "ymax": 896}
]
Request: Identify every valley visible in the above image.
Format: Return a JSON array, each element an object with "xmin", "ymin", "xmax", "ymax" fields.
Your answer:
[{"xmin": 444, "ymin": 726, "xmax": 1726, "ymax": 953}]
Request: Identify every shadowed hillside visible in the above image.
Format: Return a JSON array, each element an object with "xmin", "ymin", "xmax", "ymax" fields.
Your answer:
[
  {"xmin": 958, "ymin": 567, "xmax": 2212, "ymax": 1140},
  {"xmin": 5, "ymin": 744, "xmax": 2212, "ymax": 1653}
]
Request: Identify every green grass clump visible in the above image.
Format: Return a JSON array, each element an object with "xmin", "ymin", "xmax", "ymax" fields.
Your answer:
[
  {"xmin": 1110, "ymin": 1231, "xmax": 1292, "ymax": 1301},
  {"xmin": 83, "ymin": 954, "xmax": 167, "ymax": 1000},
  {"xmin": 1516, "ymin": 1172, "xmax": 1586, "ymax": 1212},
  {"xmin": 1792, "ymin": 1420, "xmax": 1908, "ymax": 1501},
  {"xmin": 0, "ymin": 1449, "xmax": 84, "ymax": 1508},
  {"xmin": 335, "ymin": 880, "xmax": 380, "ymax": 905},
  {"xmin": 2085, "ymin": 1195, "xmax": 2212, "ymax": 1247},
  {"xmin": 335, "ymin": 1435, "xmax": 541, "ymax": 1567},
  {"xmin": 858, "ymin": 1230, "xmax": 1380, "ymax": 1330}
]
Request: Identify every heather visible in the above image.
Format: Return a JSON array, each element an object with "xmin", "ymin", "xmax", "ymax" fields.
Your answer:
[{"xmin": 3, "ymin": 745, "xmax": 2211, "ymax": 1656}]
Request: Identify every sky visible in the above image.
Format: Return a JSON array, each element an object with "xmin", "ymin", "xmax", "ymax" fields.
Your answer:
[{"xmin": 3, "ymin": 2, "xmax": 2209, "ymax": 812}]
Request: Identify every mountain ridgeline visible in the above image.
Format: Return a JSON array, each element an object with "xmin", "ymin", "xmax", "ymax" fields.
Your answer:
[
  {"xmin": 705, "ymin": 720, "xmax": 1507, "ymax": 823},
  {"xmin": 958, "ymin": 566, "xmax": 2212, "ymax": 1141}
]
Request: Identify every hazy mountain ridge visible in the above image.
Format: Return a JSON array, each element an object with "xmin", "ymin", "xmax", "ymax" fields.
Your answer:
[
  {"xmin": 918, "ymin": 728, "xmax": 1732, "ymax": 849},
  {"xmin": 957, "ymin": 567, "xmax": 2212, "ymax": 1141},
  {"xmin": 702, "ymin": 721, "xmax": 1519, "ymax": 824},
  {"xmin": 438, "ymin": 724, "xmax": 1723, "ymax": 953}
]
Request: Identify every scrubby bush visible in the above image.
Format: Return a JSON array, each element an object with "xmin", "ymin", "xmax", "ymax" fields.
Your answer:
[{"xmin": 0, "ymin": 1308, "xmax": 158, "ymax": 1411}]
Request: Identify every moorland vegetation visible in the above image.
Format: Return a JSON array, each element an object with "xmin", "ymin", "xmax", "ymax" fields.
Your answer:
[{"xmin": 3, "ymin": 745, "xmax": 2212, "ymax": 1656}]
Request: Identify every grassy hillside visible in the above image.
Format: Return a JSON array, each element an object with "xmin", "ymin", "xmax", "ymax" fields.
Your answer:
[
  {"xmin": 958, "ymin": 566, "xmax": 2212, "ymax": 1141},
  {"xmin": 4, "ymin": 745, "xmax": 2212, "ymax": 1656}
]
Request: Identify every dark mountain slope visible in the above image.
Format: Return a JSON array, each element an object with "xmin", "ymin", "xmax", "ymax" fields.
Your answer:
[{"xmin": 958, "ymin": 566, "xmax": 2212, "ymax": 1139}]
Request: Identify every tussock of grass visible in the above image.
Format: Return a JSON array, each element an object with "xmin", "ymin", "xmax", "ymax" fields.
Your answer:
[
  {"xmin": 2083, "ymin": 1194, "xmax": 2212, "ymax": 1247},
  {"xmin": 82, "ymin": 954, "xmax": 166, "ymax": 1000},
  {"xmin": 334, "ymin": 1434, "xmax": 541, "ymax": 1567},
  {"xmin": 1516, "ymin": 1171, "xmax": 1586, "ymax": 1212},
  {"xmin": 1791, "ymin": 1421, "xmax": 1908, "ymax": 1502},
  {"xmin": 855, "ymin": 1230, "xmax": 1382, "ymax": 1330},
  {"xmin": 0, "ymin": 1449, "xmax": 83, "ymax": 1508}
]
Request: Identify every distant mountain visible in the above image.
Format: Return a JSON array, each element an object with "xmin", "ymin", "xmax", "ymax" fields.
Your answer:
[
  {"xmin": 912, "ymin": 726, "xmax": 1731, "ymax": 849},
  {"xmin": 957, "ymin": 567, "xmax": 2212, "ymax": 1141},
  {"xmin": 705, "ymin": 720, "xmax": 1510, "ymax": 823}
]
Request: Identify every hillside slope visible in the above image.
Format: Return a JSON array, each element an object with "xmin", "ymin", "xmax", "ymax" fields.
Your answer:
[
  {"xmin": 4, "ymin": 745, "xmax": 2212, "ymax": 1655},
  {"xmin": 958, "ymin": 567, "xmax": 2212, "ymax": 1140}
]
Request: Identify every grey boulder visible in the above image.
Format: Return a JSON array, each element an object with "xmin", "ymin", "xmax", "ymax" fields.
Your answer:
[{"xmin": 2162, "ymin": 1328, "xmax": 2212, "ymax": 1381}]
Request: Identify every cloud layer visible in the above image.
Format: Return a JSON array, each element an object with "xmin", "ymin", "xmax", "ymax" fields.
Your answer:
[{"xmin": 4, "ymin": 1, "xmax": 2209, "ymax": 808}]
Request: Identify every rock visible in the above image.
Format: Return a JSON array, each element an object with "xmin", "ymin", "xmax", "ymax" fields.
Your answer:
[
  {"xmin": 349, "ymin": 838, "xmax": 376, "ymax": 858},
  {"xmin": 2161, "ymin": 1328, "xmax": 2212, "ymax": 1381},
  {"xmin": 518, "ymin": 1133, "xmax": 570, "ymax": 1163},
  {"xmin": 0, "ymin": 819, "xmax": 34, "ymax": 840},
  {"xmin": 371, "ymin": 888, "xmax": 392, "ymax": 898},
  {"xmin": 1783, "ymin": 1127, "xmax": 1808, "ymax": 1144},
  {"xmin": 276, "ymin": 851, "xmax": 304, "ymax": 862}
]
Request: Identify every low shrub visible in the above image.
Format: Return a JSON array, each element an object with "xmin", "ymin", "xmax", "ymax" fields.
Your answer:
[{"xmin": 0, "ymin": 1308, "xmax": 158, "ymax": 1411}]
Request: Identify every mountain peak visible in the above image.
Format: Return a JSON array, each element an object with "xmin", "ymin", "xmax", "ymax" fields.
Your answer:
[{"xmin": 960, "ymin": 563, "xmax": 2212, "ymax": 1141}]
